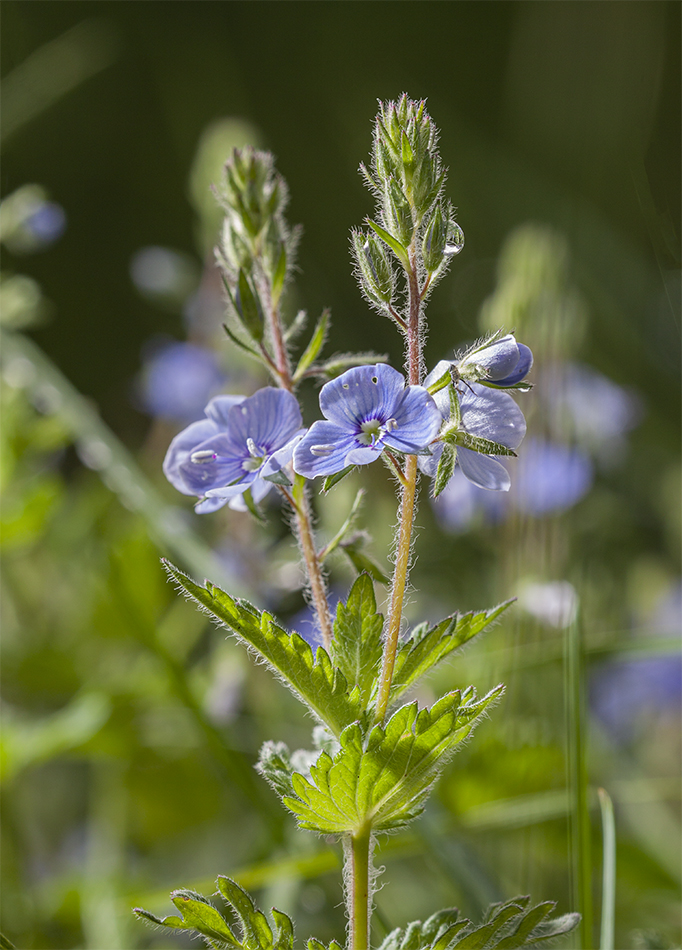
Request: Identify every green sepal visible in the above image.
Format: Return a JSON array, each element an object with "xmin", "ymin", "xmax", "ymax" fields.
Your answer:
[
  {"xmin": 330, "ymin": 573, "xmax": 383, "ymax": 707},
  {"xmin": 293, "ymin": 309, "xmax": 329, "ymax": 381},
  {"xmin": 162, "ymin": 561, "xmax": 364, "ymax": 736},
  {"xmin": 262, "ymin": 468, "xmax": 291, "ymax": 487},
  {"xmin": 366, "ymin": 218, "xmax": 409, "ymax": 267},
  {"xmin": 307, "ymin": 940, "xmax": 343, "ymax": 950},
  {"xmin": 433, "ymin": 443, "xmax": 456, "ymax": 498},
  {"xmin": 444, "ymin": 429, "xmax": 517, "ymax": 458},
  {"xmin": 385, "ymin": 178, "xmax": 414, "ymax": 247},
  {"xmin": 236, "ymin": 269, "xmax": 264, "ymax": 343},
  {"xmin": 322, "ymin": 465, "xmax": 355, "ymax": 493},
  {"xmin": 389, "ymin": 602, "xmax": 513, "ymax": 706},
  {"xmin": 0, "ymin": 934, "xmax": 17, "ymax": 950},
  {"xmin": 283, "ymin": 687, "xmax": 503, "ymax": 835},
  {"xmin": 481, "ymin": 379, "xmax": 533, "ymax": 393}
]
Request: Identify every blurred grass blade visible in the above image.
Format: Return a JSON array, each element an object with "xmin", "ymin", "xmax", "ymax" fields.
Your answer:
[
  {"xmin": 565, "ymin": 610, "xmax": 594, "ymax": 948},
  {"xmin": 0, "ymin": 330, "xmax": 247, "ymax": 595},
  {"xmin": 1, "ymin": 20, "xmax": 119, "ymax": 147},
  {"xmin": 598, "ymin": 788, "xmax": 616, "ymax": 950}
]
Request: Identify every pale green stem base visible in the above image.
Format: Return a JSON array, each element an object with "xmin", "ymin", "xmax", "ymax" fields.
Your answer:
[{"xmin": 347, "ymin": 828, "xmax": 373, "ymax": 950}]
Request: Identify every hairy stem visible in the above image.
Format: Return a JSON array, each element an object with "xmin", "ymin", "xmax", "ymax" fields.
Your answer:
[
  {"xmin": 375, "ymin": 251, "xmax": 422, "ymax": 724},
  {"xmin": 260, "ymin": 274, "xmax": 332, "ymax": 648},
  {"xmin": 292, "ymin": 475, "xmax": 334, "ymax": 650},
  {"xmin": 347, "ymin": 828, "xmax": 372, "ymax": 950}
]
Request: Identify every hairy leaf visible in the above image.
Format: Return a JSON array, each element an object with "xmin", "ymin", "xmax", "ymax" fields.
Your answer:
[
  {"xmin": 375, "ymin": 896, "xmax": 579, "ymax": 949},
  {"xmin": 283, "ymin": 687, "xmax": 503, "ymax": 834},
  {"xmin": 135, "ymin": 879, "xmax": 295, "ymax": 950},
  {"xmin": 330, "ymin": 573, "xmax": 383, "ymax": 706},
  {"xmin": 163, "ymin": 561, "xmax": 364, "ymax": 736},
  {"xmin": 389, "ymin": 602, "xmax": 513, "ymax": 705}
]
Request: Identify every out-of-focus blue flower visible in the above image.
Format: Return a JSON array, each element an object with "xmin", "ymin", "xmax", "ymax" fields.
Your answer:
[
  {"xmin": 513, "ymin": 438, "xmax": 593, "ymax": 515},
  {"xmin": 591, "ymin": 657, "xmax": 682, "ymax": 741},
  {"xmin": 458, "ymin": 333, "xmax": 533, "ymax": 388},
  {"xmin": 293, "ymin": 364, "xmax": 441, "ymax": 478},
  {"xmin": 540, "ymin": 363, "xmax": 641, "ymax": 460},
  {"xmin": 431, "ymin": 467, "xmax": 507, "ymax": 532},
  {"xmin": 25, "ymin": 202, "xmax": 66, "ymax": 246},
  {"xmin": 164, "ymin": 388, "xmax": 305, "ymax": 513},
  {"xmin": 139, "ymin": 340, "xmax": 226, "ymax": 422},
  {"xmin": 420, "ymin": 360, "xmax": 527, "ymax": 491}
]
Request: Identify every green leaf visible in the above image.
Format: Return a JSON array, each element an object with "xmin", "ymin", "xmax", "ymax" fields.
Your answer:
[
  {"xmin": 330, "ymin": 574, "xmax": 383, "ymax": 707},
  {"xmin": 134, "ymin": 890, "xmax": 240, "ymax": 947},
  {"xmin": 283, "ymin": 688, "xmax": 503, "ymax": 834},
  {"xmin": 283, "ymin": 309, "xmax": 308, "ymax": 342},
  {"xmin": 319, "ymin": 488, "xmax": 365, "ymax": 559},
  {"xmin": 341, "ymin": 540, "xmax": 390, "ymax": 584},
  {"xmin": 236, "ymin": 269, "xmax": 264, "ymax": 342},
  {"xmin": 135, "ymin": 880, "xmax": 296, "ymax": 950},
  {"xmin": 433, "ymin": 443, "xmax": 456, "ymax": 498},
  {"xmin": 162, "ymin": 561, "xmax": 364, "ymax": 737},
  {"xmin": 389, "ymin": 602, "xmax": 513, "ymax": 705},
  {"xmin": 322, "ymin": 465, "xmax": 355, "ymax": 493},
  {"xmin": 376, "ymin": 898, "xmax": 579, "ymax": 950},
  {"xmin": 222, "ymin": 322, "xmax": 263, "ymax": 360},
  {"xmin": 271, "ymin": 242, "xmax": 287, "ymax": 304},
  {"xmin": 302, "ymin": 351, "xmax": 389, "ymax": 381},
  {"xmin": 241, "ymin": 487, "xmax": 267, "ymax": 524},
  {"xmin": 307, "ymin": 940, "xmax": 343, "ymax": 950},
  {"xmin": 366, "ymin": 218, "xmax": 410, "ymax": 267},
  {"xmin": 293, "ymin": 309, "xmax": 329, "ymax": 381},
  {"xmin": 216, "ymin": 877, "xmax": 275, "ymax": 949}
]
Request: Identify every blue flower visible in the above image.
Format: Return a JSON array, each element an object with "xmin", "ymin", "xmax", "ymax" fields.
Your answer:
[
  {"xmin": 457, "ymin": 333, "xmax": 533, "ymax": 388},
  {"xmin": 163, "ymin": 388, "xmax": 305, "ymax": 512},
  {"xmin": 420, "ymin": 360, "xmax": 527, "ymax": 491},
  {"xmin": 293, "ymin": 363, "xmax": 441, "ymax": 478}
]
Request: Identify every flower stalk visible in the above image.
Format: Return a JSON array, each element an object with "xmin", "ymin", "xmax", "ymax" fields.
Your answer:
[{"xmin": 347, "ymin": 827, "xmax": 373, "ymax": 950}]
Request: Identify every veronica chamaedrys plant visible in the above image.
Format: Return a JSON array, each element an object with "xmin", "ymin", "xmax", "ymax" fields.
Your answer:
[{"xmin": 136, "ymin": 96, "xmax": 579, "ymax": 950}]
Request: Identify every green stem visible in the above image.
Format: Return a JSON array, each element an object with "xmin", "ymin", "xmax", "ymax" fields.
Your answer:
[
  {"xmin": 348, "ymin": 828, "xmax": 372, "ymax": 950},
  {"xmin": 292, "ymin": 475, "xmax": 334, "ymax": 651},
  {"xmin": 375, "ymin": 250, "xmax": 422, "ymax": 724}
]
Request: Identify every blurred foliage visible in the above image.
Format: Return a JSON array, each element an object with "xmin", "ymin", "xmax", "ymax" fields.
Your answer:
[{"xmin": 1, "ymin": 3, "xmax": 680, "ymax": 949}]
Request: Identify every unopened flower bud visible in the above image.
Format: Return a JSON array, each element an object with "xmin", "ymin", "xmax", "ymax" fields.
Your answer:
[
  {"xmin": 384, "ymin": 178, "xmax": 414, "ymax": 247},
  {"xmin": 352, "ymin": 231, "xmax": 394, "ymax": 304}
]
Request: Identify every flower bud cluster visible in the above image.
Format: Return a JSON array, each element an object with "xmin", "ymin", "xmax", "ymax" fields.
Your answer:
[
  {"xmin": 352, "ymin": 95, "xmax": 464, "ymax": 325},
  {"xmin": 214, "ymin": 147, "xmax": 299, "ymax": 346}
]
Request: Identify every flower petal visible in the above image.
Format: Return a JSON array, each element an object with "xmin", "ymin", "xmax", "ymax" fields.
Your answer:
[
  {"xmin": 490, "ymin": 343, "xmax": 533, "ymax": 387},
  {"xmin": 261, "ymin": 429, "xmax": 306, "ymax": 479},
  {"xmin": 345, "ymin": 444, "xmax": 385, "ymax": 466},
  {"xmin": 177, "ymin": 432, "xmax": 248, "ymax": 495},
  {"xmin": 462, "ymin": 334, "xmax": 520, "ymax": 379},
  {"xmin": 459, "ymin": 384, "xmax": 526, "ymax": 449},
  {"xmin": 204, "ymin": 394, "xmax": 246, "ymax": 427},
  {"xmin": 418, "ymin": 442, "xmax": 443, "ymax": 478},
  {"xmin": 226, "ymin": 388, "xmax": 303, "ymax": 454},
  {"xmin": 293, "ymin": 420, "xmax": 358, "ymax": 478},
  {"xmin": 458, "ymin": 447, "xmax": 511, "ymax": 491},
  {"xmin": 384, "ymin": 385, "xmax": 442, "ymax": 453},
  {"xmin": 319, "ymin": 363, "xmax": 405, "ymax": 428},
  {"xmin": 195, "ymin": 494, "xmax": 230, "ymax": 514},
  {"xmin": 163, "ymin": 419, "xmax": 220, "ymax": 495}
]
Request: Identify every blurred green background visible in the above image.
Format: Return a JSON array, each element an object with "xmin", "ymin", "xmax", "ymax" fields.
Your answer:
[{"xmin": 1, "ymin": 3, "xmax": 680, "ymax": 948}]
